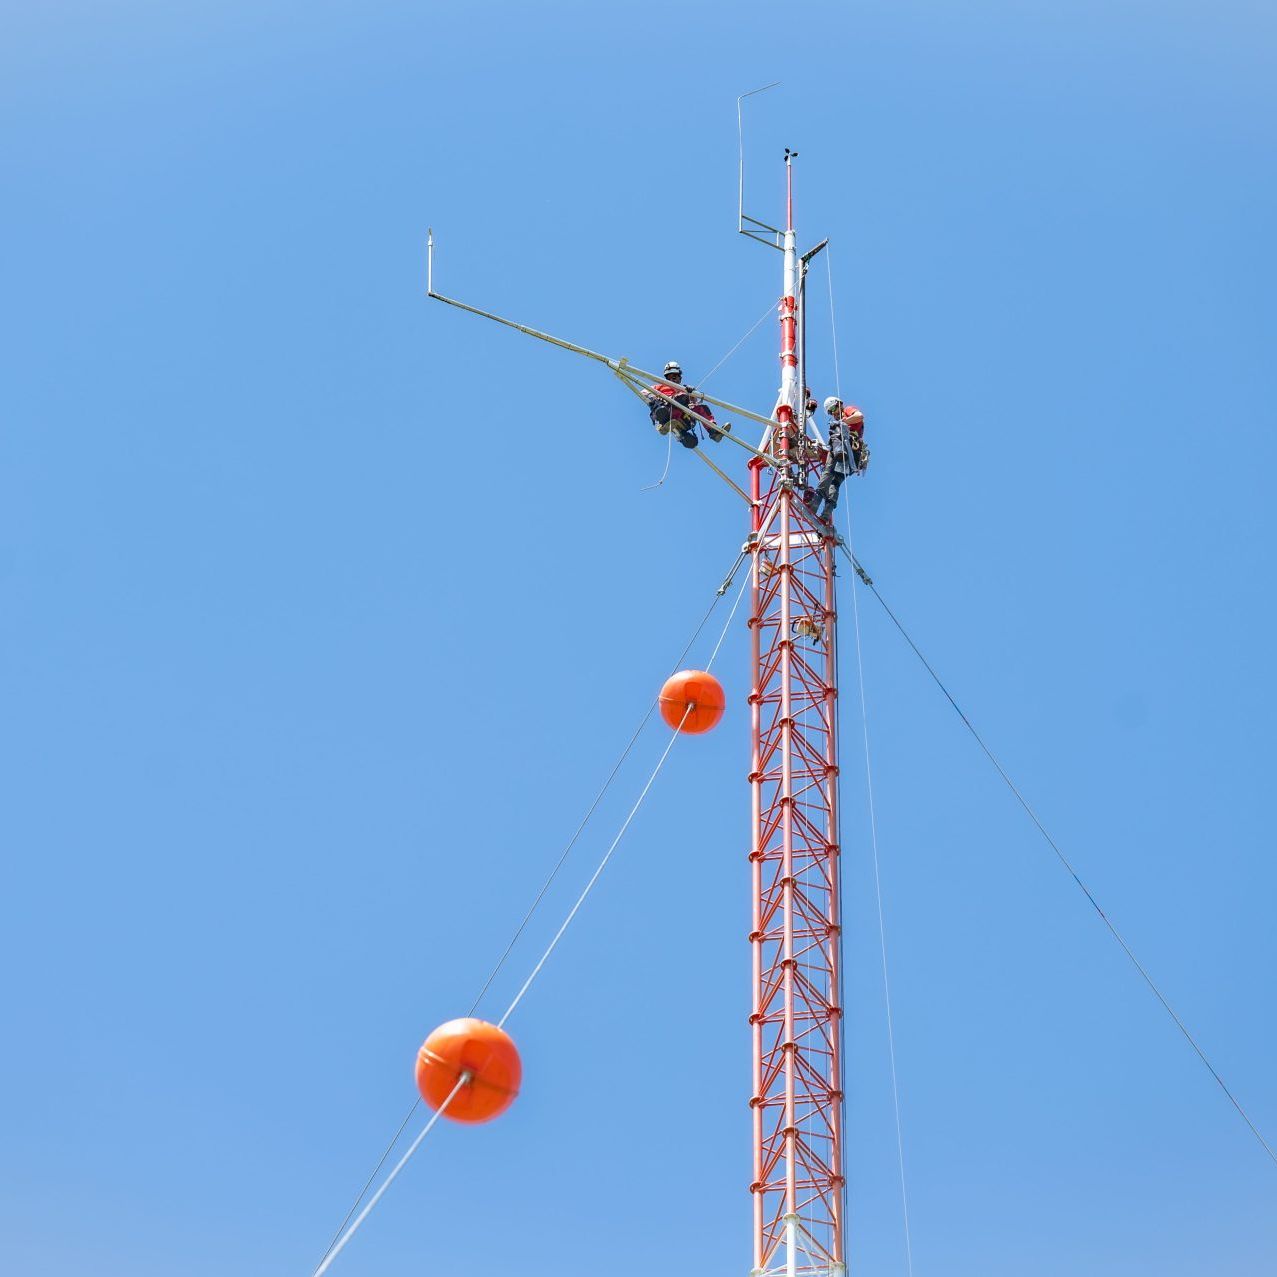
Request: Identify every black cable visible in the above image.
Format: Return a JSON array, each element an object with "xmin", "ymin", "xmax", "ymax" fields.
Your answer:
[{"xmin": 842, "ymin": 543, "xmax": 1277, "ymax": 1170}]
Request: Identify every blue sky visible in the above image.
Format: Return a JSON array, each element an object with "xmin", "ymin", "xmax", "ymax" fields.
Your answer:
[{"xmin": 2, "ymin": 2, "xmax": 1275, "ymax": 1274}]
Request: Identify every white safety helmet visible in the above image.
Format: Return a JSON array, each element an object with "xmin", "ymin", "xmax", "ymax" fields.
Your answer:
[
  {"xmin": 664, "ymin": 361, "xmax": 683, "ymax": 380},
  {"xmin": 823, "ymin": 396, "xmax": 842, "ymax": 415}
]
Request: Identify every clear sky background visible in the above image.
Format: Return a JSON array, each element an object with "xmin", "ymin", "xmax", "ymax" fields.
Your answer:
[{"xmin": 3, "ymin": 2, "xmax": 1276, "ymax": 1274}]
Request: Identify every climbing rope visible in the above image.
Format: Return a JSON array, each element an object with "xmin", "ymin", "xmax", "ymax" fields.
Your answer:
[
  {"xmin": 311, "ymin": 545, "xmax": 749, "ymax": 1272},
  {"xmin": 826, "ymin": 247, "xmax": 842, "ymax": 403},
  {"xmin": 612, "ymin": 364, "xmax": 778, "ymax": 466},
  {"xmin": 825, "ymin": 247, "xmax": 916, "ymax": 1268},
  {"xmin": 838, "ymin": 540, "xmax": 1277, "ymax": 1171},
  {"xmin": 842, "ymin": 500, "xmax": 916, "ymax": 1277},
  {"xmin": 612, "ymin": 368, "xmax": 759, "ymax": 502},
  {"xmin": 641, "ymin": 420, "xmax": 675, "ymax": 492}
]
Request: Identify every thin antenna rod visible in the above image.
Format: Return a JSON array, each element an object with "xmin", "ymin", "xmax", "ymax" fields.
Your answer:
[{"xmin": 737, "ymin": 82, "xmax": 780, "ymax": 234}]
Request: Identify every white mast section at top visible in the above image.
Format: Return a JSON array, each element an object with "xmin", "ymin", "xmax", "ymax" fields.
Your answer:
[{"xmin": 770, "ymin": 150, "xmax": 800, "ymax": 452}]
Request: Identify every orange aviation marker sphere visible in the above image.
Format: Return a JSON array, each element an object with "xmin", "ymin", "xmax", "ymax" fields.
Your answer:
[
  {"xmin": 659, "ymin": 669, "xmax": 726, "ymax": 734},
  {"xmin": 415, "ymin": 1018, "xmax": 522, "ymax": 1124}
]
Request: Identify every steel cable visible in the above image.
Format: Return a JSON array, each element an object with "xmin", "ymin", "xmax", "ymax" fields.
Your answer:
[
  {"xmin": 697, "ymin": 298, "xmax": 778, "ymax": 392},
  {"xmin": 312, "ymin": 1077, "xmax": 467, "ymax": 1277},
  {"xmin": 310, "ymin": 545, "xmax": 748, "ymax": 1271},
  {"xmin": 838, "ymin": 541, "xmax": 1277, "ymax": 1170}
]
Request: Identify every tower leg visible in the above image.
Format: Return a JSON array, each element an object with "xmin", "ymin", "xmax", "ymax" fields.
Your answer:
[{"xmin": 748, "ymin": 471, "xmax": 844, "ymax": 1276}]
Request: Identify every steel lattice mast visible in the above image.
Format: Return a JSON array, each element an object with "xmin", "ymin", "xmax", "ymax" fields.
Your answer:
[
  {"xmin": 425, "ymin": 149, "xmax": 848, "ymax": 1276},
  {"xmin": 747, "ymin": 155, "xmax": 846, "ymax": 1277}
]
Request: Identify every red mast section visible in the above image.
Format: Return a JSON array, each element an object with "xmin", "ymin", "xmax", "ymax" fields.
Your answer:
[{"xmin": 747, "ymin": 155, "xmax": 846, "ymax": 1277}]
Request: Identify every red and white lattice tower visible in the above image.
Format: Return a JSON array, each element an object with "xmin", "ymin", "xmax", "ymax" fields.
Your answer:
[{"xmin": 747, "ymin": 155, "xmax": 846, "ymax": 1277}]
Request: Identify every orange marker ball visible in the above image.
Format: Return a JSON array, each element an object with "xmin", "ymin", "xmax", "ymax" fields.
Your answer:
[
  {"xmin": 415, "ymin": 1018, "xmax": 522, "ymax": 1124},
  {"xmin": 658, "ymin": 669, "xmax": 726, "ymax": 734}
]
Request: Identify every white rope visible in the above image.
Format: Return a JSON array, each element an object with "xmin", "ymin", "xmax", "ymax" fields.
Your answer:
[
  {"xmin": 845, "ymin": 497, "xmax": 915, "ymax": 1277},
  {"xmin": 698, "ymin": 298, "xmax": 778, "ymax": 391},
  {"xmin": 826, "ymin": 247, "xmax": 842, "ymax": 403},
  {"xmin": 828, "ymin": 233, "xmax": 915, "ymax": 1272},
  {"xmin": 311, "ymin": 1075, "xmax": 467, "ymax": 1277},
  {"xmin": 498, "ymin": 701, "xmax": 692, "ymax": 1025},
  {"xmin": 641, "ymin": 419, "xmax": 675, "ymax": 491}
]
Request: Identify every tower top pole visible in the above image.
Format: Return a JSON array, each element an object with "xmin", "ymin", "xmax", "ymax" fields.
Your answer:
[
  {"xmin": 777, "ymin": 151, "xmax": 800, "ymax": 446},
  {"xmin": 785, "ymin": 149, "xmax": 795, "ymax": 233}
]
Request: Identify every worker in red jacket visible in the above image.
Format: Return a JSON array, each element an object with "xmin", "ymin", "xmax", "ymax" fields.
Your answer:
[{"xmin": 644, "ymin": 361, "xmax": 728, "ymax": 448}]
